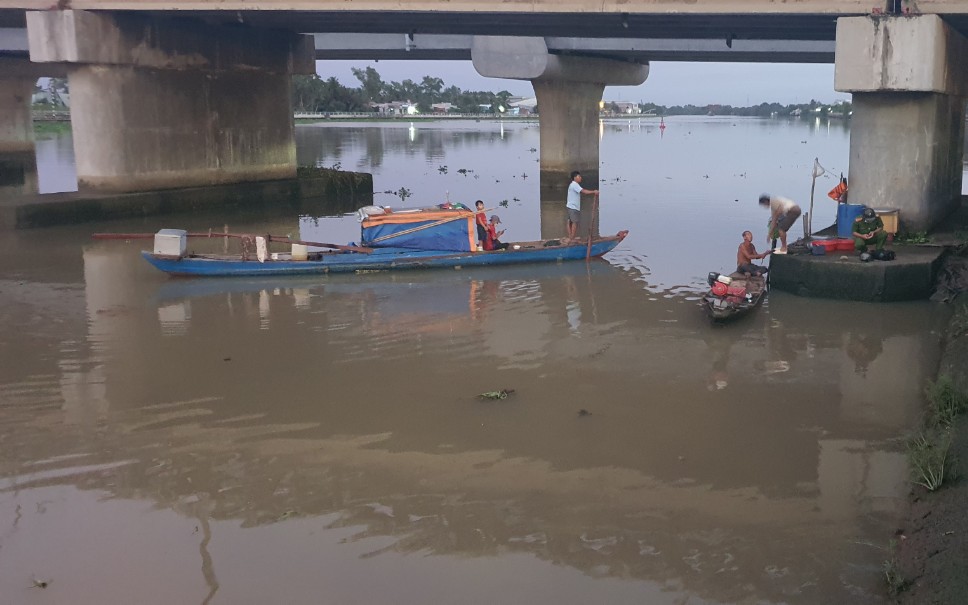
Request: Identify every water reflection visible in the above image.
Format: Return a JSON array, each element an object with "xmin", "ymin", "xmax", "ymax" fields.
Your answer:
[
  {"xmin": 0, "ymin": 119, "xmax": 953, "ymax": 603},
  {"xmin": 0, "ymin": 241, "xmax": 941, "ymax": 601},
  {"xmin": 0, "ymin": 151, "xmax": 37, "ymax": 197}
]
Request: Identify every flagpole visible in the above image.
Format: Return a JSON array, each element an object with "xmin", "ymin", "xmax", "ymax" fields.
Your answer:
[{"xmin": 808, "ymin": 158, "xmax": 825, "ymax": 238}]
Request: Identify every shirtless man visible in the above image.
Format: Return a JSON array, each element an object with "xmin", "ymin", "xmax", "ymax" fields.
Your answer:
[
  {"xmin": 758, "ymin": 193, "xmax": 802, "ymax": 254},
  {"xmin": 737, "ymin": 230, "xmax": 771, "ymax": 276}
]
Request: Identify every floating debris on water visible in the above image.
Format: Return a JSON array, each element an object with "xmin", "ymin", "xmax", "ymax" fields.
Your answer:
[{"xmin": 479, "ymin": 389, "xmax": 515, "ymax": 400}]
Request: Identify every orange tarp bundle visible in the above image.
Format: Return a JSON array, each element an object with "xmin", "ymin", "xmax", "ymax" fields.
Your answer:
[{"xmin": 828, "ymin": 180, "xmax": 848, "ymax": 202}]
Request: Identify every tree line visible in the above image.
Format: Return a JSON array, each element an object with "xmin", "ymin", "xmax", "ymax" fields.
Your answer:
[
  {"xmin": 32, "ymin": 72, "xmax": 851, "ymax": 118},
  {"xmin": 292, "ymin": 67, "xmax": 515, "ymax": 114}
]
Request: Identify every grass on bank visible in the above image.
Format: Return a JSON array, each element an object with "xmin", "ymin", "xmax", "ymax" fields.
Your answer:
[
  {"xmin": 887, "ymin": 374, "xmax": 967, "ymax": 595},
  {"xmin": 883, "ymin": 539, "xmax": 907, "ymax": 596},
  {"xmin": 906, "ymin": 375, "xmax": 967, "ymax": 492}
]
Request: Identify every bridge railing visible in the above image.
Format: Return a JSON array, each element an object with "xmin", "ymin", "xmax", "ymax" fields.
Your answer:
[
  {"xmin": 31, "ymin": 110, "xmax": 71, "ymax": 121},
  {"xmin": 294, "ymin": 112, "xmax": 537, "ymax": 119}
]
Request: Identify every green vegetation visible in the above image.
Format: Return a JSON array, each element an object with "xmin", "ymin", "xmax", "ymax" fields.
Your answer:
[
  {"xmin": 293, "ymin": 68, "xmax": 848, "ymax": 117},
  {"xmin": 906, "ymin": 374, "xmax": 968, "ymax": 492},
  {"xmin": 927, "ymin": 375, "xmax": 968, "ymax": 428},
  {"xmin": 883, "ymin": 539, "xmax": 907, "ymax": 596},
  {"xmin": 33, "ymin": 122, "xmax": 72, "ymax": 135},
  {"xmin": 896, "ymin": 231, "xmax": 931, "ymax": 244},
  {"xmin": 292, "ymin": 67, "xmax": 514, "ymax": 115},
  {"xmin": 949, "ymin": 303, "xmax": 968, "ymax": 339},
  {"xmin": 908, "ymin": 430, "xmax": 952, "ymax": 491}
]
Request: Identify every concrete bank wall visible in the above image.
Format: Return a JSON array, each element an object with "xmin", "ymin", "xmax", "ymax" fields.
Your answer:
[
  {"xmin": 769, "ymin": 247, "xmax": 944, "ymax": 302},
  {"xmin": 1, "ymin": 168, "xmax": 372, "ymax": 229}
]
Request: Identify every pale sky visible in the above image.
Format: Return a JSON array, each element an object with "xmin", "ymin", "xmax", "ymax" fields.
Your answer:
[{"xmin": 315, "ymin": 60, "xmax": 851, "ymax": 107}]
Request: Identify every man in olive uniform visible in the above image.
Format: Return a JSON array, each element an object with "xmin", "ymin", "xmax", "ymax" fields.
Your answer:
[{"xmin": 852, "ymin": 207, "xmax": 888, "ymax": 253}]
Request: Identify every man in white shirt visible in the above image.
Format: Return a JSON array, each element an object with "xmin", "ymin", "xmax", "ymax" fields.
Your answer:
[
  {"xmin": 566, "ymin": 171, "xmax": 599, "ymax": 243},
  {"xmin": 759, "ymin": 193, "xmax": 802, "ymax": 254}
]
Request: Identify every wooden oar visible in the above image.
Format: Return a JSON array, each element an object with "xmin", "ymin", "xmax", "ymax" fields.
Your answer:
[
  {"xmin": 92, "ymin": 232, "xmax": 372, "ymax": 254},
  {"xmin": 585, "ymin": 195, "xmax": 599, "ymax": 260}
]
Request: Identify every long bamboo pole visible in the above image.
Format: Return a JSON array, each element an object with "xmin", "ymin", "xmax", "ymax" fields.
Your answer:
[{"xmin": 91, "ymin": 232, "xmax": 373, "ymax": 254}]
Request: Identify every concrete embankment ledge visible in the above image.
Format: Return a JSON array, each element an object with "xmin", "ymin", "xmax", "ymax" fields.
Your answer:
[
  {"xmin": 769, "ymin": 246, "xmax": 944, "ymax": 302},
  {"xmin": 0, "ymin": 168, "xmax": 373, "ymax": 230}
]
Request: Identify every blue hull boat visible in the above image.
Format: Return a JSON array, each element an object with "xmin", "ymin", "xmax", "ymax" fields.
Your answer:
[{"xmin": 142, "ymin": 231, "xmax": 629, "ymax": 278}]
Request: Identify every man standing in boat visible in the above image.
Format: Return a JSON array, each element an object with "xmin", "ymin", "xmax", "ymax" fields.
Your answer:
[
  {"xmin": 737, "ymin": 230, "xmax": 771, "ymax": 276},
  {"xmin": 758, "ymin": 193, "xmax": 801, "ymax": 254},
  {"xmin": 566, "ymin": 171, "xmax": 599, "ymax": 243}
]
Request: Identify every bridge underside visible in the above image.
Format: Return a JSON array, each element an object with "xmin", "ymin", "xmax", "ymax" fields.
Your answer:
[{"xmin": 3, "ymin": 6, "xmax": 968, "ymax": 234}]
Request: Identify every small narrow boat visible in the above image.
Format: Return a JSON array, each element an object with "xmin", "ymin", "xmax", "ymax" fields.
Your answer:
[
  {"xmin": 130, "ymin": 205, "xmax": 628, "ymax": 278},
  {"xmin": 701, "ymin": 271, "xmax": 768, "ymax": 322}
]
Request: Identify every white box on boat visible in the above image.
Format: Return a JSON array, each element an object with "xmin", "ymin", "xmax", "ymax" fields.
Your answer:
[
  {"xmin": 154, "ymin": 229, "xmax": 187, "ymax": 256},
  {"xmin": 291, "ymin": 244, "xmax": 309, "ymax": 261}
]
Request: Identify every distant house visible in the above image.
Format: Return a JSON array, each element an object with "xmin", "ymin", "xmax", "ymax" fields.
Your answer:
[
  {"xmin": 431, "ymin": 103, "xmax": 454, "ymax": 114},
  {"xmin": 611, "ymin": 102, "xmax": 641, "ymax": 115},
  {"xmin": 370, "ymin": 101, "xmax": 418, "ymax": 115},
  {"xmin": 508, "ymin": 96, "xmax": 537, "ymax": 115}
]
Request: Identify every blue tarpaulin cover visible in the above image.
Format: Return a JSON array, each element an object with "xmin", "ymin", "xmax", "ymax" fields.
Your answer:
[{"xmin": 361, "ymin": 208, "xmax": 476, "ymax": 251}]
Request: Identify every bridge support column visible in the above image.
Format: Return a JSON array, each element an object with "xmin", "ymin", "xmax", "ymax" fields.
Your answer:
[
  {"xmin": 0, "ymin": 59, "xmax": 38, "ymax": 154},
  {"xmin": 835, "ymin": 15, "xmax": 968, "ymax": 232},
  {"xmin": 472, "ymin": 38, "xmax": 648, "ymax": 188},
  {"xmin": 26, "ymin": 10, "xmax": 314, "ymax": 193},
  {"xmin": 531, "ymin": 78, "xmax": 605, "ymax": 189}
]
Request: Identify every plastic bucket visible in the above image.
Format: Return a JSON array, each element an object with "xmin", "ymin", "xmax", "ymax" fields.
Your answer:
[{"xmin": 837, "ymin": 204, "xmax": 864, "ymax": 238}]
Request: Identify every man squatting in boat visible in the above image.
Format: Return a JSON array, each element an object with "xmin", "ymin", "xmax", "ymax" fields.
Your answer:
[{"xmin": 737, "ymin": 230, "xmax": 771, "ymax": 276}]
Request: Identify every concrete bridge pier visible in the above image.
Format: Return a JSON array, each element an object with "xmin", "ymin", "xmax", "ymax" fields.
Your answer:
[
  {"xmin": 835, "ymin": 15, "xmax": 968, "ymax": 232},
  {"xmin": 26, "ymin": 10, "xmax": 314, "ymax": 193},
  {"xmin": 472, "ymin": 36, "xmax": 647, "ymax": 238},
  {"xmin": 0, "ymin": 58, "xmax": 42, "ymax": 154}
]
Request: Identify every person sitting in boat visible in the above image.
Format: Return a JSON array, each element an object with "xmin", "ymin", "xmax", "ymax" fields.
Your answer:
[
  {"xmin": 737, "ymin": 230, "xmax": 771, "ymax": 276},
  {"xmin": 484, "ymin": 215, "xmax": 510, "ymax": 251},
  {"xmin": 852, "ymin": 207, "xmax": 888, "ymax": 255},
  {"xmin": 474, "ymin": 200, "xmax": 488, "ymax": 247}
]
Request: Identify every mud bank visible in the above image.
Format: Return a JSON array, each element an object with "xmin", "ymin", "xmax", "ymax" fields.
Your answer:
[{"xmin": 894, "ymin": 290, "xmax": 968, "ymax": 603}]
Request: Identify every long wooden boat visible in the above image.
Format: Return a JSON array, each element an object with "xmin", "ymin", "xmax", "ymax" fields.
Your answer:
[
  {"xmin": 141, "ymin": 232, "xmax": 629, "ymax": 278},
  {"xmin": 701, "ymin": 271, "xmax": 767, "ymax": 322}
]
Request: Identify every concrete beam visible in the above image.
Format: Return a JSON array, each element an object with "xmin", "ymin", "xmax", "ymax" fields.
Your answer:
[
  {"xmin": 313, "ymin": 32, "xmax": 835, "ymax": 62},
  {"xmin": 2, "ymin": 1, "xmax": 895, "ymax": 16},
  {"xmin": 26, "ymin": 10, "xmax": 314, "ymax": 75},
  {"xmin": 472, "ymin": 36, "xmax": 648, "ymax": 85},
  {"xmin": 835, "ymin": 15, "xmax": 968, "ymax": 95}
]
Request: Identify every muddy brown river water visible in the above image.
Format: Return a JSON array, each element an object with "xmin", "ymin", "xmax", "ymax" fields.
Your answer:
[{"xmin": 0, "ymin": 118, "xmax": 954, "ymax": 604}]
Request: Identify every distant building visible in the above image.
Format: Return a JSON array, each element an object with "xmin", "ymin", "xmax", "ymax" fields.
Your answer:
[
  {"xmin": 611, "ymin": 102, "xmax": 641, "ymax": 115},
  {"xmin": 431, "ymin": 102, "xmax": 454, "ymax": 114},
  {"xmin": 370, "ymin": 101, "xmax": 418, "ymax": 115},
  {"xmin": 508, "ymin": 96, "xmax": 537, "ymax": 115}
]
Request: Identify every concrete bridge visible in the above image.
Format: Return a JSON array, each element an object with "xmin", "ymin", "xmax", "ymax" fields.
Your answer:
[{"xmin": 2, "ymin": 1, "xmax": 968, "ymax": 230}]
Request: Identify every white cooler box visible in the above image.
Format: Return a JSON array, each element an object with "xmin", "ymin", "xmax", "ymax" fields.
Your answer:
[{"xmin": 154, "ymin": 229, "xmax": 187, "ymax": 256}]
